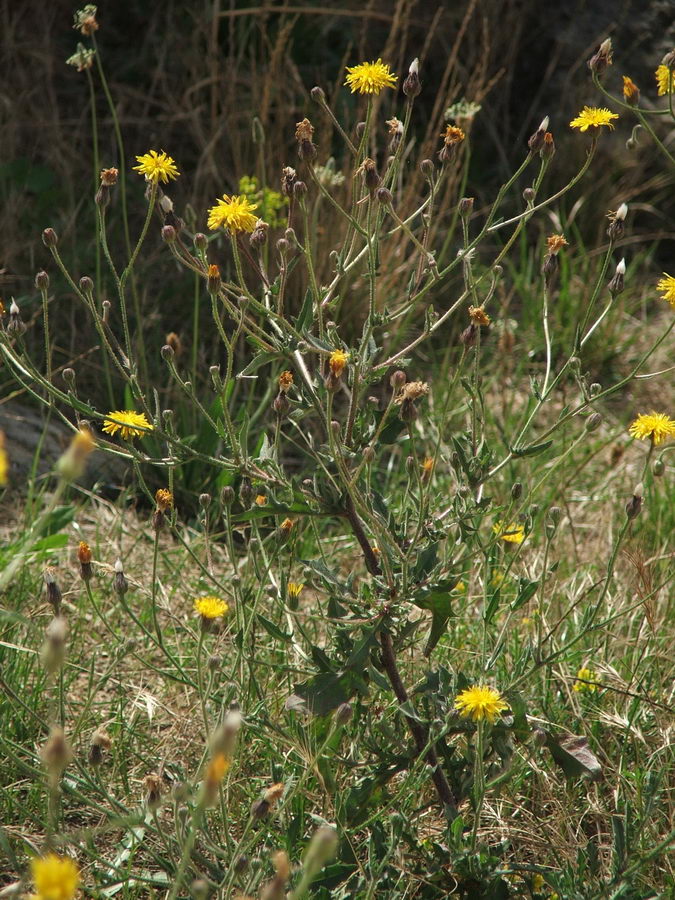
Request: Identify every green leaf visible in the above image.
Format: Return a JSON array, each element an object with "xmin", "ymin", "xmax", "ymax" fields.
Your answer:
[
  {"xmin": 412, "ymin": 581, "xmax": 459, "ymax": 656},
  {"xmin": 256, "ymin": 614, "xmax": 291, "ymax": 642},
  {"xmin": 238, "ymin": 351, "xmax": 281, "ymax": 377},
  {"xmin": 30, "ymin": 534, "xmax": 69, "ymax": 552},
  {"xmin": 510, "ymin": 578, "xmax": 539, "ymax": 612},
  {"xmin": 510, "ymin": 440, "xmax": 553, "ymax": 458},
  {"xmin": 291, "ymin": 670, "xmax": 366, "ymax": 716},
  {"xmin": 37, "ymin": 506, "xmax": 75, "ymax": 538},
  {"xmin": 295, "ymin": 287, "xmax": 315, "ymax": 332},
  {"xmin": 413, "ymin": 542, "xmax": 438, "ymax": 581}
]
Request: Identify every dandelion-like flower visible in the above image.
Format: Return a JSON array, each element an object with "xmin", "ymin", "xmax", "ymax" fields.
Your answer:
[
  {"xmin": 329, "ymin": 349, "xmax": 349, "ymax": 377},
  {"xmin": 278, "ymin": 370, "xmax": 294, "ymax": 392},
  {"xmin": 573, "ymin": 667, "xmax": 600, "ymax": 693},
  {"xmin": 207, "ymin": 194, "xmax": 259, "ymax": 233},
  {"xmin": 656, "ymin": 64, "xmax": 674, "ymax": 96},
  {"xmin": 656, "ymin": 273, "xmax": 675, "ymax": 309},
  {"xmin": 194, "ymin": 595, "xmax": 229, "ymax": 619},
  {"xmin": 66, "ymin": 44, "xmax": 95, "ymax": 72},
  {"xmin": 255, "ymin": 494, "xmax": 268, "ymax": 507},
  {"xmin": 102, "ymin": 410, "xmax": 153, "ymax": 441},
  {"xmin": 493, "ymin": 520, "xmax": 525, "ymax": 544},
  {"xmin": 569, "ymin": 106, "xmax": 619, "ymax": 132},
  {"xmin": 468, "ymin": 305, "xmax": 490, "ymax": 326},
  {"xmin": 287, "ymin": 582, "xmax": 303, "ymax": 600},
  {"xmin": 345, "ymin": 59, "xmax": 397, "ymax": 95},
  {"xmin": 454, "ymin": 685, "xmax": 509, "ymax": 723},
  {"xmin": 628, "ymin": 412, "xmax": 675, "ymax": 445},
  {"xmin": 133, "ymin": 150, "xmax": 180, "ymax": 184},
  {"xmin": 441, "ymin": 124, "xmax": 466, "ymax": 145},
  {"xmin": 622, "ymin": 76, "xmax": 640, "ymax": 105},
  {"xmin": 31, "ymin": 853, "xmax": 80, "ymax": 900},
  {"xmin": 155, "ymin": 489, "xmax": 173, "ymax": 511}
]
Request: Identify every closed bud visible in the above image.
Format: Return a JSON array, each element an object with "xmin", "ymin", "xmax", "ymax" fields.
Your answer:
[
  {"xmin": 113, "ymin": 558, "xmax": 128, "ymax": 596},
  {"xmin": 330, "ymin": 420, "xmax": 342, "ymax": 439},
  {"xmin": 234, "ymin": 855, "xmax": 249, "ymax": 874},
  {"xmin": 523, "ymin": 187, "xmax": 535, "ymax": 204},
  {"xmin": 221, "ymin": 485, "xmax": 235, "ymax": 506},
  {"xmin": 190, "ymin": 879, "xmax": 209, "ymax": 900},
  {"xmin": 527, "ymin": 116, "xmax": 549, "ymax": 152},
  {"xmin": 276, "ymin": 237, "xmax": 289, "ymax": 255},
  {"xmin": 194, "ymin": 232, "xmax": 208, "ymax": 252},
  {"xmin": 355, "ymin": 121, "xmax": 366, "ymax": 140},
  {"xmin": 310, "ymin": 85, "xmax": 326, "ymax": 103},
  {"xmin": 161, "ymin": 224, "xmax": 176, "ymax": 243},
  {"xmin": 653, "ymin": 458, "xmax": 665, "ymax": 477},
  {"xmin": 458, "ymin": 196, "xmax": 474, "ymax": 218},
  {"xmin": 42, "ymin": 616, "xmax": 68, "ymax": 674},
  {"xmin": 293, "ymin": 180, "xmax": 307, "ymax": 198},
  {"xmin": 625, "ymin": 484, "xmax": 643, "ymax": 520},
  {"xmin": 35, "ymin": 270, "xmax": 50, "ymax": 291},
  {"xmin": 548, "ymin": 506, "xmax": 562, "ymax": 526},
  {"xmin": 7, "ymin": 299, "xmax": 27, "ymax": 336},
  {"xmin": 420, "ymin": 158, "xmax": 434, "ymax": 177},
  {"xmin": 402, "ymin": 57, "xmax": 421, "ymax": 97},
  {"xmin": 390, "ymin": 369, "xmax": 407, "ymax": 389},
  {"xmin": 42, "ymin": 227, "xmax": 58, "ymax": 248},
  {"xmin": 608, "ymin": 258, "xmax": 626, "ymax": 295},
  {"xmin": 239, "ymin": 478, "xmax": 253, "ymax": 507},
  {"xmin": 541, "ymin": 131, "xmax": 555, "ymax": 159},
  {"xmin": 511, "ymin": 481, "xmax": 523, "ymax": 500},
  {"xmin": 376, "ymin": 187, "xmax": 393, "ymax": 205},
  {"xmin": 589, "ymin": 382, "xmax": 602, "ymax": 397},
  {"xmin": 273, "ymin": 392, "xmax": 290, "ymax": 417},
  {"xmin": 363, "ymin": 446, "xmax": 375, "ymax": 463},
  {"xmin": 199, "ymin": 492, "xmax": 211, "ymax": 509},
  {"xmin": 586, "ymin": 412, "xmax": 602, "ymax": 432},
  {"xmin": 161, "ymin": 343, "xmax": 174, "ymax": 361},
  {"xmin": 207, "ymin": 263, "xmax": 221, "ymax": 294},
  {"xmin": 79, "ymin": 275, "xmax": 93, "ymax": 295},
  {"xmin": 62, "ymin": 368, "xmax": 76, "ymax": 387}
]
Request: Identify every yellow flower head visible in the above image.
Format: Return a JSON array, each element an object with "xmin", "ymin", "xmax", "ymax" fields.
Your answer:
[
  {"xmin": 421, "ymin": 456, "xmax": 435, "ymax": 475},
  {"xmin": 569, "ymin": 106, "xmax": 619, "ymax": 132},
  {"xmin": 287, "ymin": 582, "xmax": 303, "ymax": 599},
  {"xmin": 155, "ymin": 489, "xmax": 173, "ymax": 511},
  {"xmin": 278, "ymin": 370, "xmax": 294, "ymax": 393},
  {"xmin": 441, "ymin": 124, "xmax": 466, "ymax": 145},
  {"xmin": 255, "ymin": 494, "xmax": 268, "ymax": 507},
  {"xmin": 206, "ymin": 751, "xmax": 230, "ymax": 785},
  {"xmin": 454, "ymin": 685, "xmax": 509, "ymax": 723},
  {"xmin": 493, "ymin": 520, "xmax": 525, "ymax": 544},
  {"xmin": 31, "ymin": 853, "xmax": 80, "ymax": 900},
  {"xmin": 656, "ymin": 64, "xmax": 674, "ymax": 96},
  {"xmin": 102, "ymin": 410, "xmax": 153, "ymax": 441},
  {"xmin": 628, "ymin": 412, "xmax": 675, "ymax": 445},
  {"xmin": 573, "ymin": 667, "xmax": 600, "ymax": 693},
  {"xmin": 329, "ymin": 349, "xmax": 349, "ymax": 378},
  {"xmin": 194, "ymin": 595, "xmax": 229, "ymax": 619},
  {"xmin": 133, "ymin": 150, "xmax": 180, "ymax": 183},
  {"xmin": 622, "ymin": 75, "xmax": 640, "ymax": 105},
  {"xmin": 345, "ymin": 59, "xmax": 397, "ymax": 95},
  {"xmin": 0, "ymin": 430, "xmax": 8, "ymax": 486},
  {"xmin": 657, "ymin": 273, "xmax": 675, "ymax": 309},
  {"xmin": 468, "ymin": 305, "xmax": 490, "ymax": 326},
  {"xmin": 546, "ymin": 234, "xmax": 568, "ymax": 255},
  {"xmin": 207, "ymin": 194, "xmax": 258, "ymax": 233}
]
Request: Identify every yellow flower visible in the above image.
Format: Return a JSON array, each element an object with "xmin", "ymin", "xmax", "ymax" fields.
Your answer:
[
  {"xmin": 102, "ymin": 410, "xmax": 153, "ymax": 441},
  {"xmin": 207, "ymin": 194, "xmax": 258, "ymax": 233},
  {"xmin": 441, "ymin": 124, "xmax": 466, "ymax": 145},
  {"xmin": 454, "ymin": 685, "xmax": 509, "ymax": 724},
  {"xmin": 133, "ymin": 150, "xmax": 180, "ymax": 183},
  {"xmin": 344, "ymin": 59, "xmax": 397, "ymax": 95},
  {"xmin": 278, "ymin": 370, "xmax": 294, "ymax": 392},
  {"xmin": 287, "ymin": 582, "xmax": 303, "ymax": 600},
  {"xmin": 194, "ymin": 595, "xmax": 229, "ymax": 619},
  {"xmin": 255, "ymin": 494, "xmax": 268, "ymax": 507},
  {"xmin": 493, "ymin": 520, "xmax": 525, "ymax": 544},
  {"xmin": 569, "ymin": 106, "xmax": 619, "ymax": 132},
  {"xmin": 155, "ymin": 489, "xmax": 173, "ymax": 511},
  {"xmin": 206, "ymin": 751, "xmax": 229, "ymax": 784},
  {"xmin": 622, "ymin": 75, "xmax": 639, "ymax": 105},
  {"xmin": 55, "ymin": 426, "xmax": 95, "ymax": 481},
  {"xmin": 0, "ymin": 430, "xmax": 8, "ymax": 486},
  {"xmin": 468, "ymin": 305, "xmax": 490, "ymax": 326},
  {"xmin": 656, "ymin": 64, "xmax": 674, "ymax": 96},
  {"xmin": 31, "ymin": 853, "xmax": 80, "ymax": 900},
  {"xmin": 532, "ymin": 873, "xmax": 545, "ymax": 894},
  {"xmin": 573, "ymin": 667, "xmax": 600, "ymax": 693},
  {"xmin": 629, "ymin": 412, "xmax": 675, "ymax": 445},
  {"xmin": 329, "ymin": 349, "xmax": 349, "ymax": 377},
  {"xmin": 657, "ymin": 273, "xmax": 675, "ymax": 309}
]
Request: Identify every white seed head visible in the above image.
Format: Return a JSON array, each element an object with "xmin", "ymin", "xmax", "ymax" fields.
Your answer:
[
  {"xmin": 10, "ymin": 299, "xmax": 20, "ymax": 315},
  {"xmin": 114, "ymin": 558, "xmax": 124, "ymax": 573},
  {"xmin": 539, "ymin": 116, "xmax": 549, "ymax": 132},
  {"xmin": 159, "ymin": 195, "xmax": 173, "ymax": 214},
  {"xmin": 633, "ymin": 482, "xmax": 643, "ymax": 498},
  {"xmin": 616, "ymin": 203, "xmax": 628, "ymax": 221},
  {"xmin": 409, "ymin": 57, "xmax": 419, "ymax": 75},
  {"xmin": 616, "ymin": 258, "xmax": 626, "ymax": 275}
]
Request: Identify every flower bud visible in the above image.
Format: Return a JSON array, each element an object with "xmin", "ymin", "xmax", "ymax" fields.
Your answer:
[
  {"xmin": 194, "ymin": 232, "xmax": 208, "ymax": 252},
  {"xmin": 390, "ymin": 370, "xmax": 406, "ymax": 389},
  {"xmin": 207, "ymin": 263, "xmax": 221, "ymax": 294},
  {"xmin": 589, "ymin": 382, "xmax": 602, "ymax": 397},
  {"xmin": 7, "ymin": 299, "xmax": 27, "ymax": 336},
  {"xmin": 161, "ymin": 343, "xmax": 174, "ymax": 361},
  {"xmin": 250, "ymin": 218, "xmax": 269, "ymax": 250},
  {"xmin": 376, "ymin": 187, "xmax": 393, "ymax": 205},
  {"xmin": 625, "ymin": 484, "xmax": 643, "ymax": 520},
  {"xmin": 607, "ymin": 204, "xmax": 627, "ymax": 241},
  {"xmin": 113, "ymin": 559, "xmax": 128, "ymax": 596},
  {"xmin": 310, "ymin": 85, "xmax": 326, "ymax": 103},
  {"xmin": 588, "ymin": 38, "xmax": 613, "ymax": 75},
  {"xmin": 79, "ymin": 275, "xmax": 93, "ymax": 295},
  {"xmin": 541, "ymin": 131, "xmax": 555, "ymax": 159},
  {"xmin": 161, "ymin": 224, "xmax": 176, "ymax": 244},
  {"xmin": 35, "ymin": 270, "xmax": 50, "ymax": 291},
  {"xmin": 402, "ymin": 57, "xmax": 421, "ymax": 97},
  {"xmin": 511, "ymin": 481, "xmax": 523, "ymax": 500},
  {"xmin": 293, "ymin": 180, "xmax": 307, "ymax": 199},
  {"xmin": 608, "ymin": 258, "xmax": 626, "ymax": 296},
  {"xmin": 458, "ymin": 197, "xmax": 474, "ymax": 218},
  {"xmin": 586, "ymin": 412, "xmax": 603, "ymax": 432},
  {"xmin": 523, "ymin": 187, "xmax": 535, "ymax": 204},
  {"xmin": 221, "ymin": 485, "xmax": 235, "ymax": 506},
  {"xmin": 199, "ymin": 492, "xmax": 211, "ymax": 509},
  {"xmin": 527, "ymin": 116, "xmax": 549, "ymax": 152},
  {"xmin": 42, "ymin": 227, "xmax": 58, "ymax": 248},
  {"xmin": 44, "ymin": 567, "xmax": 62, "ymax": 615},
  {"xmin": 420, "ymin": 158, "xmax": 434, "ymax": 177}
]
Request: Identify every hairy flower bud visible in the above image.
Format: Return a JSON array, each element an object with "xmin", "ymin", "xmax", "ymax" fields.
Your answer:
[
  {"xmin": 402, "ymin": 57, "xmax": 421, "ymax": 97},
  {"xmin": 161, "ymin": 224, "xmax": 176, "ymax": 243},
  {"xmin": 588, "ymin": 38, "xmax": 613, "ymax": 75},
  {"xmin": 527, "ymin": 116, "xmax": 549, "ymax": 152},
  {"xmin": 310, "ymin": 85, "xmax": 326, "ymax": 103},
  {"xmin": 35, "ymin": 270, "xmax": 50, "ymax": 291},
  {"xmin": 608, "ymin": 258, "xmax": 626, "ymax": 295},
  {"xmin": 113, "ymin": 559, "xmax": 128, "ymax": 596},
  {"xmin": 42, "ymin": 227, "xmax": 58, "ymax": 248}
]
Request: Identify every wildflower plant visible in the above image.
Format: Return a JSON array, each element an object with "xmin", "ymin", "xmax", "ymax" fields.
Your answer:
[{"xmin": 1, "ymin": 15, "xmax": 674, "ymax": 900}]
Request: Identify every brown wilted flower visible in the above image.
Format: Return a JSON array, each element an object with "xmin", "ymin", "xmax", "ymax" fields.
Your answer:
[
  {"xmin": 278, "ymin": 370, "xmax": 293, "ymax": 392},
  {"xmin": 44, "ymin": 567, "xmax": 62, "ymax": 615},
  {"xmin": 155, "ymin": 489, "xmax": 173, "ymax": 512},
  {"xmin": 588, "ymin": 38, "xmax": 612, "ymax": 75},
  {"xmin": 438, "ymin": 124, "xmax": 465, "ymax": 162},
  {"xmin": 40, "ymin": 726, "xmax": 73, "ymax": 780},
  {"xmin": 281, "ymin": 166, "xmax": 297, "ymax": 196},
  {"xmin": 100, "ymin": 167, "xmax": 118, "ymax": 186},
  {"xmin": 74, "ymin": 4, "xmax": 99, "ymax": 34},
  {"xmin": 279, "ymin": 518, "xmax": 295, "ymax": 536},
  {"xmin": 88, "ymin": 727, "xmax": 112, "ymax": 766},
  {"xmin": 144, "ymin": 773, "xmax": 163, "ymax": 811},
  {"xmin": 207, "ymin": 264, "xmax": 221, "ymax": 294},
  {"xmin": 41, "ymin": 616, "xmax": 68, "ymax": 674},
  {"xmin": 386, "ymin": 117, "xmax": 404, "ymax": 151},
  {"xmin": 468, "ymin": 305, "xmax": 491, "ymax": 326},
  {"xmin": 165, "ymin": 332, "xmax": 182, "ymax": 357},
  {"xmin": 546, "ymin": 234, "xmax": 568, "ymax": 255},
  {"xmin": 77, "ymin": 541, "xmax": 93, "ymax": 582},
  {"xmin": 356, "ymin": 157, "xmax": 380, "ymax": 196},
  {"xmin": 250, "ymin": 218, "xmax": 269, "ymax": 250},
  {"xmin": 295, "ymin": 118, "xmax": 317, "ymax": 161},
  {"xmin": 396, "ymin": 381, "xmax": 429, "ymax": 404},
  {"xmin": 527, "ymin": 116, "xmax": 549, "ymax": 152}
]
